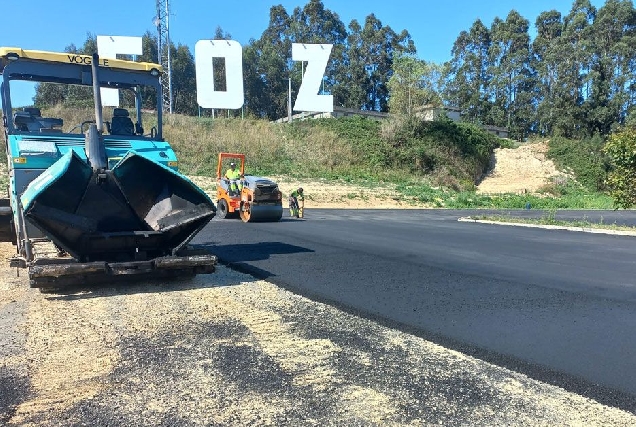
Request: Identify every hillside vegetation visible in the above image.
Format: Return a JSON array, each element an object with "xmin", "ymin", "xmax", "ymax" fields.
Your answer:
[
  {"xmin": 130, "ymin": 113, "xmax": 616, "ymax": 209},
  {"xmin": 38, "ymin": 106, "xmax": 504, "ymax": 191},
  {"xmin": 37, "ymin": 0, "xmax": 636, "ymax": 142},
  {"xmin": 166, "ymin": 113, "xmax": 508, "ymax": 192},
  {"xmin": 1, "ymin": 106, "xmax": 614, "ymax": 209}
]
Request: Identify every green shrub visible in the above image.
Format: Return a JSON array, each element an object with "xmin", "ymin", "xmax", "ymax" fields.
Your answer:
[
  {"xmin": 377, "ymin": 116, "xmax": 502, "ymax": 190},
  {"xmin": 547, "ymin": 135, "xmax": 608, "ymax": 191},
  {"xmin": 307, "ymin": 116, "xmax": 387, "ymax": 170},
  {"xmin": 603, "ymin": 127, "xmax": 636, "ymax": 208}
]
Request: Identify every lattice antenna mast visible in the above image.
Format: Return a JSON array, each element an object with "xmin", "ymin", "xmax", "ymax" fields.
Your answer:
[{"xmin": 155, "ymin": 0, "xmax": 173, "ymax": 113}]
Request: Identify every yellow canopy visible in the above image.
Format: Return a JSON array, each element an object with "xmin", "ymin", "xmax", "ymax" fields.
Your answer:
[{"xmin": 0, "ymin": 47, "xmax": 162, "ymax": 73}]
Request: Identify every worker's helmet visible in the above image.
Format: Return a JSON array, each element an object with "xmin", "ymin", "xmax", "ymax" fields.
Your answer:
[
  {"xmin": 298, "ymin": 187, "xmax": 303, "ymax": 193},
  {"xmin": 230, "ymin": 162, "xmax": 236, "ymax": 167}
]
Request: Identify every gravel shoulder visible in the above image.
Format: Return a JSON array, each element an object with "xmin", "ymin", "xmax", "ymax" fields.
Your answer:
[{"xmin": 1, "ymin": 241, "xmax": 635, "ymax": 425}]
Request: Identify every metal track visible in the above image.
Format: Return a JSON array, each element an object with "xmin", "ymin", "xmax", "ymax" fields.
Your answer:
[{"xmin": 23, "ymin": 241, "xmax": 216, "ymax": 291}]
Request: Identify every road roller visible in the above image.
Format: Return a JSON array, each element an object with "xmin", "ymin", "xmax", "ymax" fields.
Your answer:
[{"xmin": 215, "ymin": 152, "xmax": 283, "ymax": 222}]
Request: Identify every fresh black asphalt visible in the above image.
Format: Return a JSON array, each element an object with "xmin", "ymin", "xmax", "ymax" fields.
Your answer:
[{"xmin": 195, "ymin": 209, "xmax": 636, "ymax": 413}]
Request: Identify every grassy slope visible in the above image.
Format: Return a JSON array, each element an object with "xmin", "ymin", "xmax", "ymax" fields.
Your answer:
[
  {"xmin": 3, "ymin": 106, "xmax": 612, "ymax": 209},
  {"xmin": 165, "ymin": 114, "xmax": 499, "ymax": 185},
  {"xmin": 162, "ymin": 114, "xmax": 613, "ymax": 209}
]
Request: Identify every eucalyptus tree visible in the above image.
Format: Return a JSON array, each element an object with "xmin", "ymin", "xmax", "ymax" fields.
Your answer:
[
  {"xmin": 361, "ymin": 14, "xmax": 416, "ymax": 111},
  {"xmin": 487, "ymin": 11, "xmax": 536, "ymax": 140},
  {"xmin": 444, "ymin": 19, "xmax": 491, "ymax": 124},
  {"xmin": 169, "ymin": 44, "xmax": 198, "ymax": 116},
  {"xmin": 586, "ymin": 0, "xmax": 636, "ymax": 135},
  {"xmin": 532, "ymin": 10, "xmax": 564, "ymax": 136},
  {"xmin": 135, "ymin": 31, "xmax": 159, "ymax": 110},
  {"xmin": 288, "ymin": 0, "xmax": 348, "ymax": 101},
  {"xmin": 135, "ymin": 33, "xmax": 198, "ymax": 116},
  {"xmin": 331, "ymin": 19, "xmax": 370, "ymax": 109},
  {"xmin": 242, "ymin": 0, "xmax": 416, "ymax": 117},
  {"xmin": 244, "ymin": 1, "xmax": 349, "ymax": 119},
  {"xmin": 551, "ymin": 0, "xmax": 596, "ymax": 137},
  {"xmin": 388, "ymin": 53, "xmax": 443, "ymax": 115},
  {"xmin": 243, "ymin": 5, "xmax": 293, "ymax": 119},
  {"xmin": 334, "ymin": 13, "xmax": 413, "ymax": 111}
]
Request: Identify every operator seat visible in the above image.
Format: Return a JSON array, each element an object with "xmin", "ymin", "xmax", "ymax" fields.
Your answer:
[
  {"xmin": 110, "ymin": 108, "xmax": 135, "ymax": 136},
  {"xmin": 13, "ymin": 111, "xmax": 34, "ymax": 131},
  {"xmin": 14, "ymin": 108, "xmax": 41, "ymax": 130},
  {"xmin": 23, "ymin": 107, "xmax": 42, "ymax": 117},
  {"xmin": 13, "ymin": 107, "xmax": 62, "ymax": 132}
]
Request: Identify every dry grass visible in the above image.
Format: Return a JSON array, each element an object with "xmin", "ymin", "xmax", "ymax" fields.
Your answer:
[
  {"xmin": 163, "ymin": 115, "xmax": 358, "ymax": 177},
  {"xmin": 3, "ymin": 107, "xmax": 607, "ymax": 210},
  {"xmin": 164, "ymin": 116, "xmax": 285, "ymax": 175}
]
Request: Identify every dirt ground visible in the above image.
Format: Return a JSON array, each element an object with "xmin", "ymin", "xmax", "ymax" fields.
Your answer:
[
  {"xmin": 191, "ymin": 141, "xmax": 563, "ymax": 209},
  {"xmin": 189, "ymin": 175, "xmax": 408, "ymax": 210},
  {"xmin": 1, "ymin": 241, "xmax": 635, "ymax": 425}
]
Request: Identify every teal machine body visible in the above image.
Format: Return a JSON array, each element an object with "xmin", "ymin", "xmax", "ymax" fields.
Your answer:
[{"xmin": 0, "ymin": 48, "xmax": 216, "ymax": 289}]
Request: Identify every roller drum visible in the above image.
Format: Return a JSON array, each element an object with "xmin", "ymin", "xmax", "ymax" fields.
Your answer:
[{"xmin": 240, "ymin": 203, "xmax": 283, "ymax": 223}]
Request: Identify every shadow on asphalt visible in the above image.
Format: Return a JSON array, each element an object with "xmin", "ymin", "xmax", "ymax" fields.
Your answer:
[
  {"xmin": 205, "ymin": 241, "xmax": 314, "ymax": 263},
  {"xmin": 202, "ymin": 240, "xmax": 314, "ymax": 282}
]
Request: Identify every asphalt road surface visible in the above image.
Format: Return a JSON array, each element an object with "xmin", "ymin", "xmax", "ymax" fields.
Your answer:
[
  {"xmin": 198, "ymin": 209, "xmax": 636, "ymax": 412},
  {"xmin": 3, "ymin": 208, "xmax": 636, "ymax": 425}
]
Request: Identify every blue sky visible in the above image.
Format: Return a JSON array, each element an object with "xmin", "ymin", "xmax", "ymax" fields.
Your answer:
[{"xmin": 3, "ymin": 0, "xmax": 604, "ymax": 107}]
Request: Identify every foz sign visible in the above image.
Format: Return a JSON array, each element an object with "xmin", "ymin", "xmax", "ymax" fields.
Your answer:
[{"xmin": 97, "ymin": 35, "xmax": 333, "ymax": 112}]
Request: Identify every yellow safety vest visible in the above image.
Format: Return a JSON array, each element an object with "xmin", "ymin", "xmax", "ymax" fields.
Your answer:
[{"xmin": 225, "ymin": 169, "xmax": 241, "ymax": 180}]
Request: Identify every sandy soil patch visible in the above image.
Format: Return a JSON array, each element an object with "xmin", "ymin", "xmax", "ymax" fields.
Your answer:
[{"xmin": 477, "ymin": 141, "xmax": 566, "ymax": 195}]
